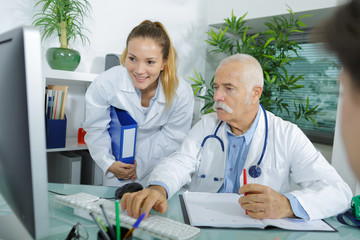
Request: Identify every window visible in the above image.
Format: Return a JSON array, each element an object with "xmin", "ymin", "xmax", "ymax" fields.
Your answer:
[{"xmin": 278, "ymin": 29, "xmax": 340, "ymax": 145}]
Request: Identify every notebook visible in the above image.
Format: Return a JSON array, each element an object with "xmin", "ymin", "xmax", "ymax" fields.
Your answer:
[{"xmin": 179, "ymin": 191, "xmax": 336, "ymax": 232}]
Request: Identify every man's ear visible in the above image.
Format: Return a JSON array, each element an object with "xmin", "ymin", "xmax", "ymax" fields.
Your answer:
[{"xmin": 251, "ymin": 86, "xmax": 263, "ymax": 104}]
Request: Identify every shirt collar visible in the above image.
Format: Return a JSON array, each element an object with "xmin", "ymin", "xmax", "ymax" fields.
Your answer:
[
  {"xmin": 226, "ymin": 105, "xmax": 261, "ymax": 144},
  {"xmin": 135, "ymin": 77, "xmax": 161, "ymax": 102}
]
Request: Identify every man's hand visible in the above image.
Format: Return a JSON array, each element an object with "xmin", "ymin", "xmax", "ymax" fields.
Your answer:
[
  {"xmin": 238, "ymin": 183, "xmax": 295, "ymax": 219},
  {"xmin": 121, "ymin": 185, "xmax": 168, "ymax": 219},
  {"xmin": 109, "ymin": 160, "xmax": 137, "ymax": 180}
]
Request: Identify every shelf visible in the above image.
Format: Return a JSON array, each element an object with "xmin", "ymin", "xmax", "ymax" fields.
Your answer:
[
  {"xmin": 44, "ymin": 69, "xmax": 96, "ymax": 153},
  {"xmin": 46, "ymin": 138, "xmax": 88, "ymax": 152},
  {"xmin": 44, "ymin": 69, "xmax": 98, "ymax": 84}
]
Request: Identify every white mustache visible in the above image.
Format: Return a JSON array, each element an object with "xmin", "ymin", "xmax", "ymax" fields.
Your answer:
[{"xmin": 213, "ymin": 101, "xmax": 233, "ymax": 114}]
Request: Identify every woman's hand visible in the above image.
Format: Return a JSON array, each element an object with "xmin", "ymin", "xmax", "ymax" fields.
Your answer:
[{"xmin": 108, "ymin": 160, "xmax": 137, "ymax": 180}]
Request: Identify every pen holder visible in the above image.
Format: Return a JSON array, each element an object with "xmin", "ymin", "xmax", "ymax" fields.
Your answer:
[
  {"xmin": 46, "ymin": 116, "xmax": 67, "ymax": 149},
  {"xmin": 97, "ymin": 225, "xmax": 132, "ymax": 240}
]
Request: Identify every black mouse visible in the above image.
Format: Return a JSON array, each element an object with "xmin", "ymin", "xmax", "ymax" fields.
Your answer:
[{"xmin": 115, "ymin": 182, "xmax": 144, "ymax": 200}]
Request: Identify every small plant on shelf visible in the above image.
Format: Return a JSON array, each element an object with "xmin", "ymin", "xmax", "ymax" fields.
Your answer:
[{"xmin": 32, "ymin": 0, "xmax": 92, "ymax": 71}]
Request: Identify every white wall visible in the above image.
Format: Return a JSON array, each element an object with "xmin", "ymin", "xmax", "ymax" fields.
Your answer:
[
  {"xmin": 0, "ymin": 0, "xmax": 209, "ymax": 80},
  {"xmin": 1, "ymin": 0, "xmax": 345, "ymax": 78},
  {"xmin": 0, "ymin": 0, "xmax": 210, "ymax": 127},
  {"xmin": 208, "ymin": 0, "xmax": 341, "ymax": 24}
]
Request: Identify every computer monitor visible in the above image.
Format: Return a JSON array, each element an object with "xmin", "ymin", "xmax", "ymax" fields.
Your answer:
[{"xmin": 0, "ymin": 26, "xmax": 49, "ymax": 239}]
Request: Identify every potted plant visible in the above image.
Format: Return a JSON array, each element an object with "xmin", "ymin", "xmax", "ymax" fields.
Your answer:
[
  {"xmin": 32, "ymin": 0, "xmax": 91, "ymax": 71},
  {"xmin": 190, "ymin": 9, "xmax": 319, "ymax": 125}
]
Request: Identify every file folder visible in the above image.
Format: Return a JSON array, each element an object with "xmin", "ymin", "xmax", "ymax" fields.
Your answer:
[{"xmin": 109, "ymin": 106, "xmax": 137, "ymax": 164}]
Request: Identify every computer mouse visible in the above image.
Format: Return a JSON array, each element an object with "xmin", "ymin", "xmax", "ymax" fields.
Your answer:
[{"xmin": 115, "ymin": 182, "xmax": 144, "ymax": 200}]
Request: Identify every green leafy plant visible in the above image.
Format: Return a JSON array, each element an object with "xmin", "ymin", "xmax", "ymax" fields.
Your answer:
[
  {"xmin": 32, "ymin": 0, "xmax": 91, "ymax": 48},
  {"xmin": 189, "ymin": 69, "xmax": 215, "ymax": 114},
  {"xmin": 191, "ymin": 8, "xmax": 319, "ymax": 125}
]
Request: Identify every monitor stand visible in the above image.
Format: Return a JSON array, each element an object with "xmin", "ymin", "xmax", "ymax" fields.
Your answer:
[{"xmin": 0, "ymin": 214, "xmax": 32, "ymax": 240}]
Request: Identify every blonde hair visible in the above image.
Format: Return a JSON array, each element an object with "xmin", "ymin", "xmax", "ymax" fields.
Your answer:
[{"xmin": 121, "ymin": 20, "xmax": 178, "ymax": 109}]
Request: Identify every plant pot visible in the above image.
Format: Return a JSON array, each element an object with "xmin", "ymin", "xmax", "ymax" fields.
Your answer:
[{"xmin": 46, "ymin": 47, "xmax": 81, "ymax": 71}]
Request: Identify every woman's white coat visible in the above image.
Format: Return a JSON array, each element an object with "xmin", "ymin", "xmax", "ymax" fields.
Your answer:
[{"xmin": 85, "ymin": 66, "xmax": 194, "ymax": 187}]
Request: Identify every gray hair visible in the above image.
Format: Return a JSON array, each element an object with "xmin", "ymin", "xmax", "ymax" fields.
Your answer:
[{"xmin": 217, "ymin": 54, "xmax": 264, "ymax": 93}]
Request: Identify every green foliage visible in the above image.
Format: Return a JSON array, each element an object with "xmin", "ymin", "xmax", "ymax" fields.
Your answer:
[
  {"xmin": 189, "ymin": 69, "xmax": 215, "ymax": 114},
  {"xmin": 190, "ymin": 9, "xmax": 320, "ymax": 125},
  {"xmin": 32, "ymin": 0, "xmax": 91, "ymax": 48},
  {"xmin": 293, "ymin": 97, "xmax": 320, "ymax": 126}
]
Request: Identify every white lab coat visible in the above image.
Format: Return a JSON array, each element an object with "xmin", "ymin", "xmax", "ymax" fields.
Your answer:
[
  {"xmin": 149, "ymin": 108, "xmax": 352, "ymax": 220},
  {"xmin": 84, "ymin": 66, "xmax": 194, "ymax": 187}
]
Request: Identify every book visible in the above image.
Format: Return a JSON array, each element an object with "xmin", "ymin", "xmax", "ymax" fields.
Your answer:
[
  {"xmin": 47, "ymin": 85, "xmax": 68, "ymax": 119},
  {"xmin": 179, "ymin": 192, "xmax": 336, "ymax": 232},
  {"xmin": 46, "ymin": 89, "xmax": 53, "ymax": 119},
  {"xmin": 109, "ymin": 106, "xmax": 137, "ymax": 165}
]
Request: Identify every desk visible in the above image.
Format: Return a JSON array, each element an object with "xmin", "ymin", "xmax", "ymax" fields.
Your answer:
[{"xmin": 1, "ymin": 183, "xmax": 359, "ymax": 240}]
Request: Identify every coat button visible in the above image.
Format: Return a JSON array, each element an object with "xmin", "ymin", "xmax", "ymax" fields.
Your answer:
[
  {"xmin": 214, "ymin": 177, "xmax": 219, "ymax": 181},
  {"xmin": 201, "ymin": 174, "xmax": 206, "ymax": 178}
]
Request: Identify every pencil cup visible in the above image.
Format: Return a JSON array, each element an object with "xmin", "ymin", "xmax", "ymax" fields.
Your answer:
[
  {"xmin": 97, "ymin": 225, "xmax": 132, "ymax": 240},
  {"xmin": 45, "ymin": 115, "xmax": 67, "ymax": 149}
]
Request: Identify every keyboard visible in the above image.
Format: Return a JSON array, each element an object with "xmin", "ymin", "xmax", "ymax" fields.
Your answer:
[{"xmin": 53, "ymin": 192, "xmax": 200, "ymax": 240}]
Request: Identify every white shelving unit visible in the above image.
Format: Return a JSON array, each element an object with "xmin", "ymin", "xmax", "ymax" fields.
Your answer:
[
  {"xmin": 44, "ymin": 69, "xmax": 98, "ymax": 152},
  {"xmin": 46, "ymin": 138, "xmax": 88, "ymax": 152},
  {"xmin": 44, "ymin": 69, "xmax": 98, "ymax": 88}
]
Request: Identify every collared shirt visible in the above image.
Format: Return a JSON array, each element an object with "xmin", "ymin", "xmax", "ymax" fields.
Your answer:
[
  {"xmin": 135, "ymin": 78, "xmax": 160, "ymax": 117},
  {"xmin": 218, "ymin": 104, "xmax": 309, "ymax": 219},
  {"xmin": 218, "ymin": 106, "xmax": 260, "ymax": 193}
]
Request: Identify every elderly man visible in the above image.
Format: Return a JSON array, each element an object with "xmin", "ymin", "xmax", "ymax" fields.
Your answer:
[{"xmin": 121, "ymin": 54, "xmax": 351, "ymax": 221}]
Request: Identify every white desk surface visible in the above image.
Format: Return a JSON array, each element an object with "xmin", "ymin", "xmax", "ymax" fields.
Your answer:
[{"xmin": 1, "ymin": 183, "xmax": 359, "ymax": 240}]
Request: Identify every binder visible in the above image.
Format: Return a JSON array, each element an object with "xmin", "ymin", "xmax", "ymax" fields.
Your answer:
[{"xmin": 109, "ymin": 106, "xmax": 137, "ymax": 164}]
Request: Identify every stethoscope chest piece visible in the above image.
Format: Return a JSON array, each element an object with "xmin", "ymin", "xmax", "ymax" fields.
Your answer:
[
  {"xmin": 248, "ymin": 165, "xmax": 262, "ymax": 178},
  {"xmin": 247, "ymin": 104, "xmax": 268, "ymax": 179},
  {"xmin": 199, "ymin": 104, "xmax": 268, "ymax": 179}
]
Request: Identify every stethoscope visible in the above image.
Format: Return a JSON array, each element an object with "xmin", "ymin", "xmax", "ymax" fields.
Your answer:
[{"xmin": 200, "ymin": 104, "xmax": 268, "ymax": 178}]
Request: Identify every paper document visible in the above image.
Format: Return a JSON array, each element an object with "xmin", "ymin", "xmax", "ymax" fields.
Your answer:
[{"xmin": 180, "ymin": 192, "xmax": 336, "ymax": 232}]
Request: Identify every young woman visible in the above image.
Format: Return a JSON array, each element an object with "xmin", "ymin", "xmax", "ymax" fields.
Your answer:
[{"xmin": 84, "ymin": 20, "xmax": 194, "ymax": 187}]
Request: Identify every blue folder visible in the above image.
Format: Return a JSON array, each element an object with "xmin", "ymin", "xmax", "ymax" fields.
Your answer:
[{"xmin": 109, "ymin": 106, "xmax": 137, "ymax": 164}]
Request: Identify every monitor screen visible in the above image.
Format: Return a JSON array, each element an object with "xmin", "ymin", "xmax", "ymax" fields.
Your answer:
[{"xmin": 0, "ymin": 26, "xmax": 49, "ymax": 239}]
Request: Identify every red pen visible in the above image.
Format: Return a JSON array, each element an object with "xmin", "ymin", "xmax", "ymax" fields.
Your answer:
[{"xmin": 243, "ymin": 169, "xmax": 248, "ymax": 215}]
